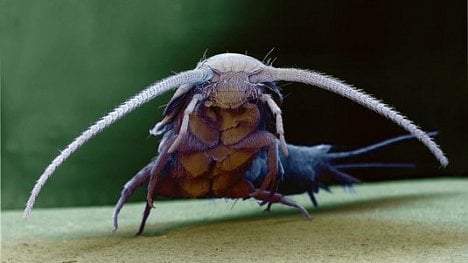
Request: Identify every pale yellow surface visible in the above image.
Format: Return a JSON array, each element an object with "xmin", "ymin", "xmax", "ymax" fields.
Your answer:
[{"xmin": 2, "ymin": 179, "xmax": 468, "ymax": 262}]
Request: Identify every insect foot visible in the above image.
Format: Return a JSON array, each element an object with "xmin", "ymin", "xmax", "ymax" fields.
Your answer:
[{"xmin": 250, "ymin": 190, "xmax": 312, "ymax": 220}]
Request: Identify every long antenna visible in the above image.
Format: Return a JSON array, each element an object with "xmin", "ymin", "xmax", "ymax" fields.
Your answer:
[{"xmin": 24, "ymin": 69, "xmax": 212, "ymax": 218}]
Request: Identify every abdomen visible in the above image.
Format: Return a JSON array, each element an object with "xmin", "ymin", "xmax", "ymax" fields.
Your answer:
[{"xmin": 156, "ymin": 102, "xmax": 263, "ymax": 198}]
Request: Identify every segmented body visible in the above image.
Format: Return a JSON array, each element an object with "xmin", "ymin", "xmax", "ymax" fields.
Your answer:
[
  {"xmin": 155, "ymin": 87, "xmax": 280, "ymax": 199},
  {"xmin": 24, "ymin": 53, "xmax": 447, "ymax": 235}
]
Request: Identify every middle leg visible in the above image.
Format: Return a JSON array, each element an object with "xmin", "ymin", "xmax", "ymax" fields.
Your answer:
[{"xmin": 232, "ymin": 131, "xmax": 279, "ymax": 192}]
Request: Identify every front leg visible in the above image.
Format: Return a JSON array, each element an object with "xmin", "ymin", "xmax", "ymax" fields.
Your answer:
[
  {"xmin": 112, "ymin": 162, "xmax": 153, "ymax": 231},
  {"xmin": 137, "ymin": 136, "xmax": 175, "ymax": 235},
  {"xmin": 260, "ymin": 94, "xmax": 288, "ymax": 156}
]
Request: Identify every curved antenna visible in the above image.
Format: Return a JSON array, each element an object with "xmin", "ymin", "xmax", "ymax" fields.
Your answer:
[
  {"xmin": 264, "ymin": 67, "xmax": 448, "ymax": 167},
  {"xmin": 24, "ymin": 68, "xmax": 213, "ymax": 219}
]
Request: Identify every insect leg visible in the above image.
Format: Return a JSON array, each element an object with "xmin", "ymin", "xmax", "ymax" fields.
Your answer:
[
  {"xmin": 167, "ymin": 94, "xmax": 202, "ymax": 153},
  {"xmin": 112, "ymin": 162, "xmax": 153, "ymax": 231},
  {"xmin": 260, "ymin": 94, "xmax": 288, "ymax": 156},
  {"xmin": 264, "ymin": 140, "xmax": 279, "ymax": 191},
  {"xmin": 232, "ymin": 131, "xmax": 279, "ymax": 191},
  {"xmin": 137, "ymin": 137, "xmax": 175, "ymax": 235},
  {"xmin": 135, "ymin": 157, "xmax": 168, "ymax": 235},
  {"xmin": 306, "ymin": 190, "xmax": 319, "ymax": 207},
  {"xmin": 136, "ymin": 202, "xmax": 152, "ymax": 235},
  {"xmin": 251, "ymin": 190, "xmax": 311, "ymax": 219}
]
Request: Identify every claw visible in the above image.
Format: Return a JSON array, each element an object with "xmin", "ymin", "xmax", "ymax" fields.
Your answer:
[{"xmin": 136, "ymin": 202, "xmax": 153, "ymax": 236}]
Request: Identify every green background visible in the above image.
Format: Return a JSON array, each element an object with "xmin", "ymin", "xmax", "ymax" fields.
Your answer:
[{"xmin": 1, "ymin": 0, "xmax": 466, "ymax": 210}]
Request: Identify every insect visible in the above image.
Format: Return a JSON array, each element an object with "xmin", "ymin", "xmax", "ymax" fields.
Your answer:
[{"xmin": 24, "ymin": 53, "xmax": 448, "ymax": 234}]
